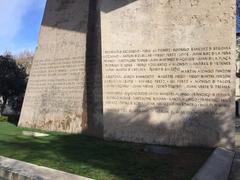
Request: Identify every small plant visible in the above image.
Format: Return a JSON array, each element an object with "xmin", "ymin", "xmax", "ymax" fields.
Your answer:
[{"xmin": 0, "ymin": 116, "xmax": 8, "ymax": 122}]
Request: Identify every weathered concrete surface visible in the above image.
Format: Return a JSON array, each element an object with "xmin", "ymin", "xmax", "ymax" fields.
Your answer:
[
  {"xmin": 19, "ymin": 0, "xmax": 89, "ymax": 133},
  {"xmin": 192, "ymin": 148, "xmax": 235, "ymax": 180},
  {"xmin": 100, "ymin": 0, "xmax": 235, "ymax": 147},
  {"xmin": 0, "ymin": 156, "xmax": 92, "ymax": 180}
]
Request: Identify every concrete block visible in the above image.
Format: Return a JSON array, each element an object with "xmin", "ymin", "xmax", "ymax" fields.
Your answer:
[{"xmin": 192, "ymin": 148, "xmax": 235, "ymax": 180}]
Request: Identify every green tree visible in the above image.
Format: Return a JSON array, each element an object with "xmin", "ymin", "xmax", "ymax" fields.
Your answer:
[{"xmin": 0, "ymin": 55, "xmax": 28, "ymax": 115}]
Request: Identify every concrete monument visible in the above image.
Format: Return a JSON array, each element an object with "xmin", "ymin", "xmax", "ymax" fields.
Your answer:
[
  {"xmin": 19, "ymin": 0, "xmax": 89, "ymax": 133},
  {"xmin": 19, "ymin": 0, "xmax": 236, "ymax": 147},
  {"xmin": 100, "ymin": 0, "xmax": 236, "ymax": 147}
]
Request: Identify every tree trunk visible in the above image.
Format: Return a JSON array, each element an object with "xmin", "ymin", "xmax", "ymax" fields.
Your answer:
[{"xmin": 0, "ymin": 97, "xmax": 7, "ymax": 116}]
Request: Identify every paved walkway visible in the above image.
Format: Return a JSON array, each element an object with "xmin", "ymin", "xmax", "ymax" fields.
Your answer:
[
  {"xmin": 229, "ymin": 121, "xmax": 240, "ymax": 180},
  {"xmin": 229, "ymin": 152, "xmax": 240, "ymax": 180}
]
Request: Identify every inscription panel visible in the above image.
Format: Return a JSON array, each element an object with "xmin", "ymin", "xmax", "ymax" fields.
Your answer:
[
  {"xmin": 19, "ymin": 0, "xmax": 89, "ymax": 133},
  {"xmin": 100, "ymin": 0, "xmax": 235, "ymax": 147},
  {"xmin": 103, "ymin": 47, "xmax": 232, "ymax": 112}
]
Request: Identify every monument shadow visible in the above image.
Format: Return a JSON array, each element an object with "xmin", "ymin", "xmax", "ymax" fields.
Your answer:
[
  {"xmin": 41, "ymin": 0, "xmax": 137, "ymax": 32},
  {"xmin": 103, "ymin": 97, "xmax": 235, "ymax": 148},
  {"xmin": 0, "ymin": 128, "xmax": 212, "ymax": 179}
]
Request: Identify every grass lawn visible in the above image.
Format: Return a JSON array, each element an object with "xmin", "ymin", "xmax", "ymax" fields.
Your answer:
[{"xmin": 0, "ymin": 121, "xmax": 212, "ymax": 180}]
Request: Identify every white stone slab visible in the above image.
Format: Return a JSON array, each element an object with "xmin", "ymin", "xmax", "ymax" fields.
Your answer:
[{"xmin": 22, "ymin": 131, "xmax": 49, "ymax": 137}]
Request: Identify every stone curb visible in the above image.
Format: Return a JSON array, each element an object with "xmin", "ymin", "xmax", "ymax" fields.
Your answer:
[
  {"xmin": 192, "ymin": 148, "xmax": 235, "ymax": 180},
  {"xmin": 0, "ymin": 156, "xmax": 93, "ymax": 180},
  {"xmin": 229, "ymin": 151, "xmax": 240, "ymax": 180}
]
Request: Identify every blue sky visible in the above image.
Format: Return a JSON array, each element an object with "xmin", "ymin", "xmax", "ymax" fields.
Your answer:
[
  {"xmin": 0, "ymin": 1, "xmax": 239, "ymax": 55},
  {"xmin": 0, "ymin": 0, "xmax": 46, "ymax": 55}
]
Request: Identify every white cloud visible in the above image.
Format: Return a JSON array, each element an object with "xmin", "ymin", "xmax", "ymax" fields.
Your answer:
[
  {"xmin": 0, "ymin": 1, "xmax": 33, "ymax": 41},
  {"xmin": 0, "ymin": 0, "xmax": 46, "ymax": 54}
]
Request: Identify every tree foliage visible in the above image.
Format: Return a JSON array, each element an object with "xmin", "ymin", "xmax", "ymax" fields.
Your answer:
[{"xmin": 0, "ymin": 55, "xmax": 28, "ymax": 114}]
